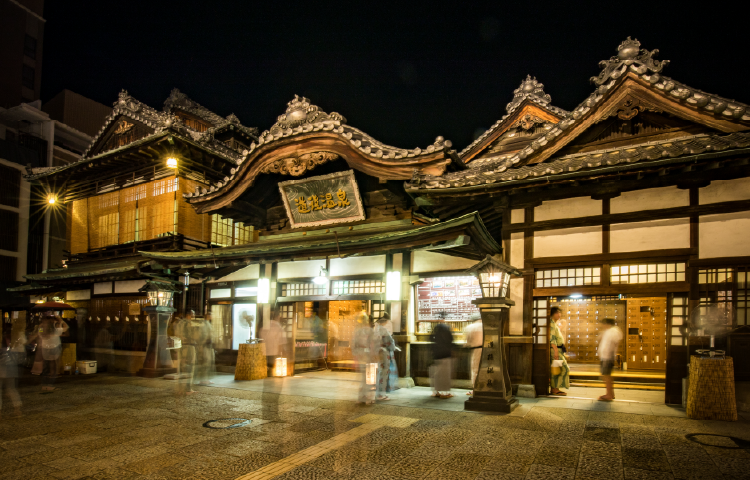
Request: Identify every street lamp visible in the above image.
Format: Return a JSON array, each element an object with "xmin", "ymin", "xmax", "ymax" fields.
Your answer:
[
  {"xmin": 166, "ymin": 157, "xmax": 178, "ymax": 169},
  {"xmin": 137, "ymin": 279, "xmax": 182, "ymax": 377},
  {"xmin": 464, "ymin": 255, "xmax": 522, "ymax": 413}
]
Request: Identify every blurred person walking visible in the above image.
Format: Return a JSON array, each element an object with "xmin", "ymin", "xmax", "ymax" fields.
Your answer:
[
  {"xmin": 352, "ymin": 304, "xmax": 376, "ymax": 405},
  {"xmin": 259, "ymin": 314, "xmax": 284, "ymax": 376},
  {"xmin": 464, "ymin": 313, "xmax": 483, "ymax": 396},
  {"xmin": 0, "ymin": 331, "xmax": 22, "ymax": 417},
  {"xmin": 430, "ymin": 315, "xmax": 453, "ymax": 399},
  {"xmin": 549, "ymin": 306, "xmax": 569, "ymax": 396},
  {"xmin": 373, "ymin": 313, "xmax": 397, "ymax": 400},
  {"xmin": 28, "ymin": 313, "xmax": 68, "ymax": 391},
  {"xmin": 598, "ymin": 317, "xmax": 623, "ymax": 401}
]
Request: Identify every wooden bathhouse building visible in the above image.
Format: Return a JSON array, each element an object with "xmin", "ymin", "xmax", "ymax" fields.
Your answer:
[{"xmin": 7, "ymin": 38, "xmax": 750, "ymax": 403}]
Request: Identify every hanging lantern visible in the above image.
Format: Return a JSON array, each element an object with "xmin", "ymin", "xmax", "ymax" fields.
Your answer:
[
  {"xmin": 274, "ymin": 357, "xmax": 287, "ymax": 377},
  {"xmin": 366, "ymin": 363, "xmax": 378, "ymax": 385}
]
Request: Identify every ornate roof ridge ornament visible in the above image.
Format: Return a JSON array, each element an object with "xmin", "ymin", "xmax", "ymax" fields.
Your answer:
[
  {"xmin": 164, "ymin": 88, "xmax": 227, "ymax": 126},
  {"xmin": 591, "ymin": 37, "xmax": 669, "ymax": 86},
  {"xmin": 266, "ymin": 95, "xmax": 347, "ymax": 137},
  {"xmin": 506, "ymin": 75, "xmax": 552, "ymax": 113}
]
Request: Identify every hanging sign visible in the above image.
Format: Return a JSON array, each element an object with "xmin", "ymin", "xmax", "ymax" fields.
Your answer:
[{"xmin": 279, "ymin": 170, "xmax": 365, "ymax": 228}]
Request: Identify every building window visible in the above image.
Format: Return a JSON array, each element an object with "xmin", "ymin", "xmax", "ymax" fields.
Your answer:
[
  {"xmin": 0, "ymin": 255, "xmax": 17, "ymax": 282},
  {"xmin": 611, "ymin": 263, "xmax": 685, "ymax": 284},
  {"xmin": 234, "ymin": 222, "xmax": 253, "ymax": 245},
  {"xmin": 0, "ymin": 209, "xmax": 19, "ymax": 252},
  {"xmin": 22, "ymin": 65, "xmax": 35, "ymax": 89},
  {"xmin": 280, "ymin": 283, "xmax": 327, "ymax": 297},
  {"xmin": 535, "ymin": 267, "xmax": 601, "ymax": 288},
  {"xmin": 152, "ymin": 177, "xmax": 179, "ymax": 196},
  {"xmin": 97, "ymin": 213, "xmax": 119, "ymax": 247},
  {"xmin": 670, "ymin": 296, "xmax": 689, "ymax": 346},
  {"xmin": 211, "ymin": 214, "xmax": 233, "ymax": 246},
  {"xmin": 532, "ymin": 298, "xmax": 548, "ymax": 344},
  {"xmin": 331, "ymin": 280, "xmax": 384, "ymax": 295},
  {"xmin": 698, "ymin": 267, "xmax": 749, "ymax": 327},
  {"xmin": 0, "ymin": 165, "xmax": 21, "ymax": 208},
  {"xmin": 24, "ymin": 35, "xmax": 37, "ymax": 60},
  {"xmin": 372, "ymin": 301, "xmax": 385, "ymax": 320}
]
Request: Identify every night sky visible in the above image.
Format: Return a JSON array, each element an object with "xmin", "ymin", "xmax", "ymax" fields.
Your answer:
[{"xmin": 41, "ymin": 2, "xmax": 750, "ymax": 150}]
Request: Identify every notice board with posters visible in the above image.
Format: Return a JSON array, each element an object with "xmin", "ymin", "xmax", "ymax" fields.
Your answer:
[{"xmin": 417, "ymin": 276, "xmax": 481, "ymax": 321}]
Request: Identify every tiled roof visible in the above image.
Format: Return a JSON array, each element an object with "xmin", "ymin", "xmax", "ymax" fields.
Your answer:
[
  {"xmin": 407, "ymin": 132, "xmax": 750, "ymax": 191},
  {"xmin": 410, "ymin": 38, "xmax": 750, "ymax": 192},
  {"xmin": 458, "ymin": 76, "xmax": 568, "ymax": 158},
  {"xmin": 184, "ymin": 95, "xmax": 453, "ymax": 199}
]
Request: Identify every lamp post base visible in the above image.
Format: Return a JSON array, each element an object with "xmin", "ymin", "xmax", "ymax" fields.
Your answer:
[{"xmin": 465, "ymin": 394, "xmax": 519, "ymax": 413}]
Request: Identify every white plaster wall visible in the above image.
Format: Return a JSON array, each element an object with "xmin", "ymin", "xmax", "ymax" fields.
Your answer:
[
  {"xmin": 534, "ymin": 197, "xmax": 601, "ymax": 222},
  {"xmin": 508, "ymin": 277, "xmax": 524, "ymax": 335},
  {"xmin": 94, "ymin": 282, "xmax": 112, "ymax": 295},
  {"xmin": 700, "ymin": 178, "xmax": 750, "ymax": 205},
  {"xmin": 411, "ymin": 251, "xmax": 478, "ymax": 273},
  {"xmin": 114, "ymin": 280, "xmax": 147, "ymax": 293},
  {"xmin": 534, "ymin": 226, "xmax": 602, "ymax": 257},
  {"xmin": 330, "ymin": 255, "xmax": 385, "ymax": 276},
  {"xmin": 277, "ymin": 259, "xmax": 326, "ymax": 279},
  {"xmin": 210, "ymin": 264, "xmax": 260, "ymax": 283},
  {"xmin": 510, "ymin": 209, "xmax": 525, "ymax": 224},
  {"xmin": 510, "ymin": 232, "xmax": 524, "ymax": 269},
  {"xmin": 611, "ymin": 186, "xmax": 689, "ymax": 214},
  {"xmin": 610, "ymin": 218, "xmax": 690, "ymax": 253},
  {"xmin": 66, "ymin": 289, "xmax": 91, "ymax": 301},
  {"xmin": 699, "ymin": 211, "xmax": 750, "ymax": 258}
]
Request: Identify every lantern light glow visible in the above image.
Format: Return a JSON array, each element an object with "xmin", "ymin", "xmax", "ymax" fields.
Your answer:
[
  {"xmin": 166, "ymin": 157, "xmax": 178, "ymax": 169},
  {"xmin": 257, "ymin": 278, "xmax": 270, "ymax": 304},
  {"xmin": 274, "ymin": 357, "xmax": 287, "ymax": 377}
]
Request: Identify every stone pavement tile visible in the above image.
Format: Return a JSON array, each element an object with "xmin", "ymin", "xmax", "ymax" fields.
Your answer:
[
  {"xmin": 89, "ymin": 467, "xmax": 143, "ymax": 480},
  {"xmin": 482, "ymin": 460, "xmax": 530, "ymax": 475},
  {"xmin": 668, "ymin": 459, "xmax": 724, "ymax": 480},
  {"xmin": 44, "ymin": 455, "xmax": 90, "ymax": 470},
  {"xmin": 557, "ymin": 421, "xmax": 586, "ymax": 437},
  {"xmin": 109, "ymin": 445, "xmax": 169, "ymax": 465},
  {"xmin": 333, "ymin": 461, "xmax": 387, "ymax": 479},
  {"xmin": 576, "ymin": 453, "xmax": 623, "ymax": 479},
  {"xmin": 621, "ymin": 433, "xmax": 662, "ymax": 450},
  {"xmin": 533, "ymin": 444, "xmax": 580, "ymax": 469},
  {"xmin": 386, "ymin": 456, "xmax": 441, "ymax": 479},
  {"xmin": 122, "ymin": 452, "xmax": 188, "ymax": 475},
  {"xmin": 623, "ymin": 467, "xmax": 675, "ymax": 480},
  {"xmin": 712, "ymin": 455, "xmax": 750, "ymax": 478},
  {"xmin": 621, "ymin": 448, "xmax": 671, "ymax": 472},
  {"xmin": 456, "ymin": 436, "xmax": 506, "ymax": 455},
  {"xmin": 475, "ymin": 471, "xmax": 525, "ymax": 480},
  {"xmin": 273, "ymin": 463, "xmax": 345, "ymax": 480},
  {"xmin": 524, "ymin": 463, "xmax": 576, "ymax": 480},
  {"xmin": 619, "ymin": 424, "xmax": 655, "ymax": 436},
  {"xmin": 581, "ymin": 440, "xmax": 622, "ymax": 458},
  {"xmin": 439, "ymin": 453, "xmax": 493, "ymax": 474},
  {"xmin": 222, "ymin": 451, "xmax": 281, "ymax": 476},
  {"xmin": 47, "ymin": 457, "xmax": 124, "ymax": 480},
  {"xmin": 584, "ymin": 425, "xmax": 621, "ymax": 444},
  {"xmin": 703, "ymin": 445, "xmax": 750, "ymax": 458}
]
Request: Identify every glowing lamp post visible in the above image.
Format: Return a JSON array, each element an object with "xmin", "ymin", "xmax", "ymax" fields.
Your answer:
[
  {"xmin": 464, "ymin": 255, "xmax": 521, "ymax": 413},
  {"xmin": 138, "ymin": 279, "xmax": 181, "ymax": 378}
]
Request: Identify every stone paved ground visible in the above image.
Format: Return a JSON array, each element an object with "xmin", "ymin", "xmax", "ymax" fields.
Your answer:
[{"xmin": 2, "ymin": 376, "xmax": 750, "ymax": 480}]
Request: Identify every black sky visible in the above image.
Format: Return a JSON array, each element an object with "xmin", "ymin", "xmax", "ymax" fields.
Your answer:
[{"xmin": 41, "ymin": 1, "xmax": 750, "ymax": 150}]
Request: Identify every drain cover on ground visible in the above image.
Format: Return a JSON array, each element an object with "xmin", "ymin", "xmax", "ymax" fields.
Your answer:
[
  {"xmin": 686, "ymin": 433, "xmax": 750, "ymax": 449},
  {"xmin": 202, "ymin": 418, "xmax": 253, "ymax": 429}
]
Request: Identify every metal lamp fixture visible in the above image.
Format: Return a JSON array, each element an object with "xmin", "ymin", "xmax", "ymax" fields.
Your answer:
[{"xmin": 139, "ymin": 279, "xmax": 182, "ymax": 307}]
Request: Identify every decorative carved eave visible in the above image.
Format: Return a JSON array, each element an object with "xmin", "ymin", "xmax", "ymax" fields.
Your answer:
[
  {"xmin": 184, "ymin": 95, "xmax": 453, "ymax": 214},
  {"xmin": 459, "ymin": 76, "xmax": 567, "ymax": 163},
  {"xmin": 409, "ymin": 38, "xmax": 750, "ymax": 193},
  {"xmin": 165, "ymin": 88, "xmax": 259, "ymax": 140}
]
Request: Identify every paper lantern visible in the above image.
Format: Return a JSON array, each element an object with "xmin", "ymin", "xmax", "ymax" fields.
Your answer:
[
  {"xmin": 366, "ymin": 363, "xmax": 378, "ymax": 385},
  {"xmin": 274, "ymin": 357, "xmax": 287, "ymax": 377}
]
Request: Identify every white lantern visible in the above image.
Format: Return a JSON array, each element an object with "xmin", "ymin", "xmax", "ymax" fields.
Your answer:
[
  {"xmin": 366, "ymin": 363, "xmax": 378, "ymax": 385},
  {"xmin": 274, "ymin": 357, "xmax": 287, "ymax": 377}
]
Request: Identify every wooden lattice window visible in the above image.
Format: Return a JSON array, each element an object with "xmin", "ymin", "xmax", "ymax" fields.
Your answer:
[
  {"xmin": 535, "ymin": 267, "xmax": 601, "ymax": 288},
  {"xmin": 234, "ymin": 222, "xmax": 253, "ymax": 245},
  {"xmin": 97, "ymin": 212, "xmax": 119, "ymax": 247},
  {"xmin": 611, "ymin": 262, "xmax": 686, "ymax": 284},
  {"xmin": 280, "ymin": 283, "xmax": 327, "ymax": 297},
  {"xmin": 331, "ymin": 280, "xmax": 384, "ymax": 295},
  {"xmin": 211, "ymin": 214, "xmax": 233, "ymax": 246}
]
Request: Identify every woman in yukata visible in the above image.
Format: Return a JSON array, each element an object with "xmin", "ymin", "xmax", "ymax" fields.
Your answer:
[
  {"xmin": 549, "ymin": 306, "xmax": 570, "ymax": 396},
  {"xmin": 373, "ymin": 313, "xmax": 398, "ymax": 401}
]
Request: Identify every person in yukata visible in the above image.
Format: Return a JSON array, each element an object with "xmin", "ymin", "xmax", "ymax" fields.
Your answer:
[
  {"xmin": 464, "ymin": 312, "xmax": 483, "ymax": 396},
  {"xmin": 0, "ymin": 331, "xmax": 22, "ymax": 417},
  {"xmin": 28, "ymin": 313, "xmax": 68, "ymax": 392},
  {"xmin": 352, "ymin": 304, "xmax": 376, "ymax": 405},
  {"xmin": 430, "ymin": 315, "xmax": 453, "ymax": 399},
  {"xmin": 549, "ymin": 306, "xmax": 570, "ymax": 396},
  {"xmin": 598, "ymin": 317, "xmax": 623, "ymax": 401},
  {"xmin": 259, "ymin": 314, "xmax": 284, "ymax": 376},
  {"xmin": 373, "ymin": 313, "xmax": 398, "ymax": 400}
]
